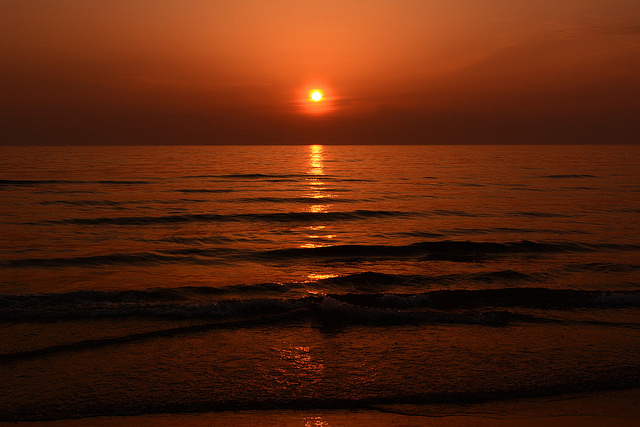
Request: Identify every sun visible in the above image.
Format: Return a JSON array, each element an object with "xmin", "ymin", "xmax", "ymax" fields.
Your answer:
[{"xmin": 300, "ymin": 84, "xmax": 331, "ymax": 115}]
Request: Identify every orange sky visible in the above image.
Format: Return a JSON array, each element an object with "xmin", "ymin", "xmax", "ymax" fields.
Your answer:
[{"xmin": 1, "ymin": 0, "xmax": 639, "ymax": 144}]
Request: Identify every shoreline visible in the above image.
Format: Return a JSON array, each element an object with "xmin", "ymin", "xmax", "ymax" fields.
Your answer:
[{"xmin": 3, "ymin": 387, "xmax": 639, "ymax": 426}]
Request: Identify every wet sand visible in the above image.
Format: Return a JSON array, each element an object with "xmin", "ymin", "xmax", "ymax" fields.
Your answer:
[{"xmin": 4, "ymin": 387, "xmax": 639, "ymax": 426}]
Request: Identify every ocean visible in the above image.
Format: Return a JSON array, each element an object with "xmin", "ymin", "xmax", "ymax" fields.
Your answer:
[{"xmin": 1, "ymin": 144, "xmax": 640, "ymax": 423}]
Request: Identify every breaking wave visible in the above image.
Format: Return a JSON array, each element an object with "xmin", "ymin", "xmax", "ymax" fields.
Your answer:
[{"xmin": 2, "ymin": 279, "xmax": 639, "ymax": 325}]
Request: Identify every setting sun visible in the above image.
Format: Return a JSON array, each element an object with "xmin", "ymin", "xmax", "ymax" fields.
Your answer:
[{"xmin": 300, "ymin": 86, "xmax": 332, "ymax": 115}]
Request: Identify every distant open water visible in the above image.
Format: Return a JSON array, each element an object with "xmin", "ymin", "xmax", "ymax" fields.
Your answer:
[{"xmin": 1, "ymin": 144, "xmax": 640, "ymax": 421}]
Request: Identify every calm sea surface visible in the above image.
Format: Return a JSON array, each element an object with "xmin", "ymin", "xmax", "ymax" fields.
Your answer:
[{"xmin": 1, "ymin": 144, "xmax": 640, "ymax": 421}]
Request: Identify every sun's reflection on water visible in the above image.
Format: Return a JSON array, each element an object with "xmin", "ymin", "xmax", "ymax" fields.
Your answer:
[
  {"xmin": 309, "ymin": 144, "xmax": 324, "ymax": 175},
  {"xmin": 302, "ymin": 145, "xmax": 340, "ymax": 282},
  {"xmin": 304, "ymin": 416, "xmax": 331, "ymax": 426},
  {"xmin": 278, "ymin": 344, "xmax": 325, "ymax": 387},
  {"xmin": 307, "ymin": 145, "xmax": 332, "ymax": 213},
  {"xmin": 301, "ymin": 145, "xmax": 335, "ymax": 248},
  {"xmin": 307, "ymin": 273, "xmax": 338, "ymax": 281},
  {"xmin": 308, "ymin": 234, "xmax": 337, "ymax": 240},
  {"xmin": 309, "ymin": 204, "xmax": 329, "ymax": 214}
]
